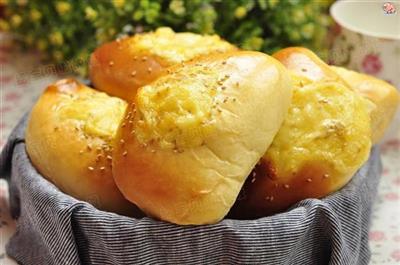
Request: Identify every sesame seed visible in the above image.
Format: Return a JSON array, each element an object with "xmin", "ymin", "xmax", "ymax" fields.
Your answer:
[
  {"xmin": 88, "ymin": 166, "xmax": 94, "ymax": 171},
  {"xmin": 323, "ymin": 174, "xmax": 329, "ymax": 178},
  {"xmin": 121, "ymin": 123, "xmax": 126, "ymax": 128},
  {"xmin": 100, "ymin": 167, "xmax": 105, "ymax": 171},
  {"xmin": 79, "ymin": 150, "xmax": 84, "ymax": 154},
  {"xmin": 109, "ymin": 61, "xmax": 114, "ymax": 66},
  {"xmin": 147, "ymin": 67, "xmax": 152, "ymax": 73},
  {"xmin": 120, "ymin": 139, "xmax": 125, "ymax": 145},
  {"xmin": 122, "ymin": 151, "xmax": 128, "ymax": 156},
  {"xmin": 151, "ymin": 150, "xmax": 156, "ymax": 153},
  {"xmin": 134, "ymin": 56, "xmax": 138, "ymax": 60},
  {"xmin": 251, "ymin": 177, "xmax": 256, "ymax": 183},
  {"xmin": 142, "ymin": 56, "xmax": 147, "ymax": 61},
  {"xmin": 252, "ymin": 171, "xmax": 256, "ymax": 177},
  {"xmin": 284, "ymin": 184, "xmax": 290, "ymax": 189},
  {"xmin": 270, "ymin": 196, "xmax": 274, "ymax": 201},
  {"xmin": 131, "ymin": 71, "xmax": 136, "ymax": 77},
  {"xmin": 106, "ymin": 155, "xmax": 112, "ymax": 161},
  {"xmin": 87, "ymin": 145, "xmax": 92, "ymax": 151},
  {"xmin": 306, "ymin": 178, "xmax": 312, "ymax": 182},
  {"xmin": 131, "ymin": 130, "xmax": 136, "ymax": 134}
]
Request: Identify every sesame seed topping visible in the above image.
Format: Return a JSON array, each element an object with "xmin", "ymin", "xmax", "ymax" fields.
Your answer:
[
  {"xmin": 120, "ymin": 139, "xmax": 125, "ymax": 145},
  {"xmin": 147, "ymin": 67, "xmax": 152, "ymax": 73},
  {"xmin": 88, "ymin": 166, "xmax": 94, "ymax": 171},
  {"xmin": 121, "ymin": 122, "xmax": 126, "ymax": 128},
  {"xmin": 122, "ymin": 151, "xmax": 128, "ymax": 156},
  {"xmin": 109, "ymin": 61, "xmax": 114, "ymax": 66},
  {"xmin": 151, "ymin": 150, "xmax": 156, "ymax": 153},
  {"xmin": 131, "ymin": 71, "xmax": 137, "ymax": 77},
  {"xmin": 284, "ymin": 184, "xmax": 290, "ymax": 189},
  {"xmin": 134, "ymin": 56, "xmax": 138, "ymax": 60},
  {"xmin": 323, "ymin": 174, "xmax": 329, "ymax": 178},
  {"xmin": 251, "ymin": 177, "xmax": 256, "ymax": 183},
  {"xmin": 100, "ymin": 166, "xmax": 105, "ymax": 171},
  {"xmin": 87, "ymin": 145, "xmax": 92, "ymax": 151},
  {"xmin": 106, "ymin": 155, "xmax": 112, "ymax": 161},
  {"xmin": 142, "ymin": 56, "xmax": 147, "ymax": 61},
  {"xmin": 306, "ymin": 178, "xmax": 312, "ymax": 182},
  {"xmin": 131, "ymin": 130, "xmax": 136, "ymax": 134},
  {"xmin": 79, "ymin": 150, "xmax": 84, "ymax": 154}
]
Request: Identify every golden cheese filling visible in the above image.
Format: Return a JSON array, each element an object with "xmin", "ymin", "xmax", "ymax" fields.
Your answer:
[
  {"xmin": 264, "ymin": 82, "xmax": 372, "ymax": 179},
  {"xmin": 58, "ymin": 91, "xmax": 127, "ymax": 140},
  {"xmin": 132, "ymin": 27, "xmax": 236, "ymax": 64},
  {"xmin": 134, "ymin": 65, "xmax": 223, "ymax": 150}
]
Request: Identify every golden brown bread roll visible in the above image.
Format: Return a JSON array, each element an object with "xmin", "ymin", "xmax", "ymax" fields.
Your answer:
[
  {"xmin": 89, "ymin": 27, "xmax": 237, "ymax": 101},
  {"xmin": 272, "ymin": 47, "xmax": 348, "ymax": 86},
  {"xmin": 112, "ymin": 51, "xmax": 293, "ymax": 225},
  {"xmin": 230, "ymin": 81, "xmax": 372, "ymax": 219},
  {"xmin": 25, "ymin": 79, "xmax": 142, "ymax": 216},
  {"xmin": 331, "ymin": 66, "xmax": 400, "ymax": 143},
  {"xmin": 272, "ymin": 47, "xmax": 400, "ymax": 143}
]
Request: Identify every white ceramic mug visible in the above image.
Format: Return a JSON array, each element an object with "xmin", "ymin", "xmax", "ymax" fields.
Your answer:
[{"xmin": 330, "ymin": 0, "xmax": 400, "ymax": 140}]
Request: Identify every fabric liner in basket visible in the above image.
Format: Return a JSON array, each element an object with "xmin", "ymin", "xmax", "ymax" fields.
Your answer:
[{"xmin": 0, "ymin": 114, "xmax": 382, "ymax": 265}]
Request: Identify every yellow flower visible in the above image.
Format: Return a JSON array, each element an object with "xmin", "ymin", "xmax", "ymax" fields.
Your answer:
[
  {"xmin": 11, "ymin": 15, "xmax": 22, "ymax": 27},
  {"xmin": 234, "ymin": 7, "xmax": 247, "ymax": 19},
  {"xmin": 301, "ymin": 23, "xmax": 315, "ymax": 39},
  {"xmin": 0, "ymin": 19, "xmax": 10, "ymax": 31},
  {"xmin": 49, "ymin": 32, "xmax": 64, "ymax": 46},
  {"xmin": 268, "ymin": 0, "xmax": 279, "ymax": 8},
  {"xmin": 56, "ymin": 2, "xmax": 72, "ymax": 15},
  {"xmin": 30, "ymin": 9, "xmax": 42, "ymax": 21},
  {"xmin": 113, "ymin": 0, "xmax": 125, "ymax": 9},
  {"xmin": 36, "ymin": 39, "xmax": 48, "ymax": 51},
  {"xmin": 292, "ymin": 10, "xmax": 306, "ymax": 24},
  {"xmin": 85, "ymin": 6, "xmax": 98, "ymax": 20},
  {"xmin": 169, "ymin": 0, "xmax": 185, "ymax": 16},
  {"xmin": 53, "ymin": 51, "xmax": 64, "ymax": 62}
]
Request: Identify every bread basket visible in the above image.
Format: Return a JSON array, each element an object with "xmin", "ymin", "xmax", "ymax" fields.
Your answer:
[{"xmin": 0, "ymin": 114, "xmax": 382, "ymax": 265}]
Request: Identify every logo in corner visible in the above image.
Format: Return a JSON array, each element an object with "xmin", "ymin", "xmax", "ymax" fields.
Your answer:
[{"xmin": 383, "ymin": 2, "xmax": 397, "ymax": 15}]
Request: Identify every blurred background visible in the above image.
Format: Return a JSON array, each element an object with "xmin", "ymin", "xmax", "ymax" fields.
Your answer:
[{"xmin": 0, "ymin": 1, "xmax": 399, "ymax": 264}]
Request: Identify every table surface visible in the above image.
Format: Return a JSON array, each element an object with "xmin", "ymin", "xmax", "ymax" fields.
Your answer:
[{"xmin": 0, "ymin": 33, "xmax": 399, "ymax": 265}]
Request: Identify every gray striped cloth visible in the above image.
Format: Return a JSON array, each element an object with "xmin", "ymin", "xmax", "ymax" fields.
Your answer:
[{"xmin": 0, "ymin": 114, "xmax": 381, "ymax": 265}]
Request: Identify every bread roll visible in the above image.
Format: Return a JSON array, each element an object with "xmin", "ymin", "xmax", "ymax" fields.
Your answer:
[
  {"xmin": 331, "ymin": 66, "xmax": 400, "ymax": 143},
  {"xmin": 272, "ymin": 47, "xmax": 400, "ymax": 143},
  {"xmin": 112, "ymin": 51, "xmax": 293, "ymax": 225},
  {"xmin": 230, "ymin": 81, "xmax": 372, "ymax": 219},
  {"xmin": 89, "ymin": 27, "xmax": 237, "ymax": 101},
  {"xmin": 272, "ymin": 47, "xmax": 348, "ymax": 86},
  {"xmin": 25, "ymin": 79, "xmax": 142, "ymax": 216}
]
